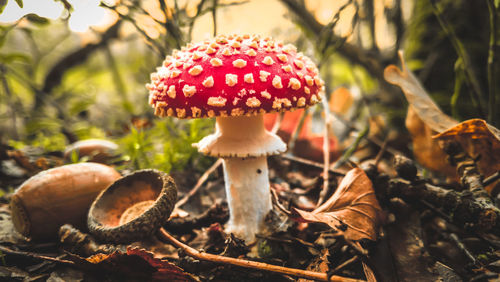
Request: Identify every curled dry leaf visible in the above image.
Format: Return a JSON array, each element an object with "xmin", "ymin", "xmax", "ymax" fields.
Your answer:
[
  {"xmin": 384, "ymin": 51, "xmax": 458, "ymax": 177},
  {"xmin": 70, "ymin": 247, "xmax": 196, "ymax": 281},
  {"xmin": 433, "ymin": 119, "xmax": 500, "ymax": 182},
  {"xmin": 294, "ymin": 168, "xmax": 382, "ymax": 241},
  {"xmin": 405, "ymin": 106, "xmax": 457, "ymax": 177}
]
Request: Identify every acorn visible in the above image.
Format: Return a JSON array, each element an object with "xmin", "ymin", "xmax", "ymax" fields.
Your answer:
[
  {"xmin": 10, "ymin": 162, "xmax": 121, "ymax": 241},
  {"xmin": 64, "ymin": 139, "xmax": 119, "ymax": 163},
  {"xmin": 88, "ymin": 169, "xmax": 177, "ymax": 243}
]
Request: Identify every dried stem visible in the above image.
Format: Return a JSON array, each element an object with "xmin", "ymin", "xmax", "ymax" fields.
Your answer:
[
  {"xmin": 483, "ymin": 171, "xmax": 500, "ymax": 187},
  {"xmin": 448, "ymin": 233, "xmax": 478, "ymax": 265},
  {"xmin": 0, "ymin": 245, "xmax": 74, "ymax": 265},
  {"xmin": 486, "ymin": 0, "xmax": 498, "ymax": 125},
  {"xmin": 333, "ymin": 121, "xmax": 369, "ymax": 169},
  {"xmin": 279, "ymin": 154, "xmax": 345, "ymax": 176},
  {"xmin": 212, "ymin": 0, "xmax": 218, "ymax": 36},
  {"xmin": 158, "ymin": 228, "xmax": 361, "ymax": 281},
  {"xmin": 317, "ymin": 93, "xmax": 333, "ymax": 207},
  {"xmin": 175, "ymin": 158, "xmax": 223, "ymax": 209}
]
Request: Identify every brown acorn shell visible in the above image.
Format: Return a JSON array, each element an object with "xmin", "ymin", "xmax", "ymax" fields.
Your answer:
[
  {"xmin": 10, "ymin": 163, "xmax": 121, "ymax": 241},
  {"xmin": 87, "ymin": 169, "xmax": 177, "ymax": 243}
]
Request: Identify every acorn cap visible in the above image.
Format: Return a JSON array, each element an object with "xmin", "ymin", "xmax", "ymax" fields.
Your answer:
[
  {"xmin": 87, "ymin": 169, "xmax": 177, "ymax": 243},
  {"xmin": 147, "ymin": 34, "xmax": 324, "ymax": 119}
]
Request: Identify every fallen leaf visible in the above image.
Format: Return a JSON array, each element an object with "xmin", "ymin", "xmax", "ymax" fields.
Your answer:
[
  {"xmin": 405, "ymin": 106, "xmax": 457, "ymax": 177},
  {"xmin": 329, "ymin": 87, "xmax": 354, "ymax": 115},
  {"xmin": 69, "ymin": 247, "xmax": 196, "ymax": 281},
  {"xmin": 264, "ymin": 109, "xmax": 339, "ymax": 162},
  {"xmin": 433, "ymin": 119, "xmax": 500, "ymax": 183},
  {"xmin": 294, "ymin": 168, "xmax": 382, "ymax": 241},
  {"xmin": 384, "ymin": 51, "xmax": 458, "ymax": 132},
  {"xmin": 384, "ymin": 51, "xmax": 459, "ymax": 178}
]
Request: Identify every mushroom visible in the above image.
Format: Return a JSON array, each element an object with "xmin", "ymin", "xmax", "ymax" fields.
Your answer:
[{"xmin": 147, "ymin": 34, "xmax": 323, "ymax": 242}]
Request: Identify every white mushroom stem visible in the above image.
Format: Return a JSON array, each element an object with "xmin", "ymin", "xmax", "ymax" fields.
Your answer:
[
  {"xmin": 194, "ymin": 115, "xmax": 286, "ymax": 242},
  {"xmin": 223, "ymin": 156, "xmax": 271, "ymax": 242}
]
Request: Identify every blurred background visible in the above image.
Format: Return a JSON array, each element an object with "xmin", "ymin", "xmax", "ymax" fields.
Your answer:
[{"xmin": 0, "ymin": 0, "xmax": 497, "ymax": 173}]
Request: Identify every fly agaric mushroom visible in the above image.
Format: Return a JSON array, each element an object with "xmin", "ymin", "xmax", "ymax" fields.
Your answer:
[{"xmin": 147, "ymin": 34, "xmax": 323, "ymax": 241}]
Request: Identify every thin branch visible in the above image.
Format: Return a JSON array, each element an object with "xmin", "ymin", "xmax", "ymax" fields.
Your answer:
[
  {"xmin": 279, "ymin": 154, "xmax": 345, "ymax": 176},
  {"xmin": 333, "ymin": 121, "xmax": 369, "ymax": 169},
  {"xmin": 483, "ymin": 171, "xmax": 500, "ymax": 186},
  {"xmin": 317, "ymin": 93, "xmax": 333, "ymax": 207},
  {"xmin": 187, "ymin": 0, "xmax": 208, "ymax": 41},
  {"xmin": 158, "ymin": 228, "xmax": 361, "ymax": 282},
  {"xmin": 38, "ymin": 19, "xmax": 123, "ymax": 111},
  {"xmin": 279, "ymin": 0, "xmax": 389, "ymax": 83},
  {"xmin": 0, "ymin": 245, "xmax": 74, "ymax": 265},
  {"xmin": 212, "ymin": 0, "xmax": 218, "ymax": 36},
  {"xmin": 486, "ymin": 0, "xmax": 498, "ymax": 125},
  {"xmin": 175, "ymin": 158, "xmax": 223, "ymax": 209}
]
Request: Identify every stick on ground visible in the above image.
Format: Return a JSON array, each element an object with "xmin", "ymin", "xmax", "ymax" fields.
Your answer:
[{"xmin": 158, "ymin": 228, "xmax": 361, "ymax": 282}]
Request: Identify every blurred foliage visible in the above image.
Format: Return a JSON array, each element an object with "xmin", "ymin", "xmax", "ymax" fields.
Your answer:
[
  {"xmin": 118, "ymin": 118, "xmax": 214, "ymax": 172},
  {"xmin": 0, "ymin": 0, "xmax": 498, "ymax": 173}
]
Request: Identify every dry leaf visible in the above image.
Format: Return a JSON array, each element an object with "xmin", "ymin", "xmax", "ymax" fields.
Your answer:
[
  {"xmin": 384, "ymin": 51, "xmax": 458, "ymax": 132},
  {"xmin": 264, "ymin": 109, "xmax": 339, "ymax": 162},
  {"xmin": 294, "ymin": 168, "xmax": 382, "ymax": 241},
  {"xmin": 433, "ymin": 119, "xmax": 500, "ymax": 182},
  {"xmin": 70, "ymin": 247, "xmax": 196, "ymax": 281},
  {"xmin": 405, "ymin": 106, "xmax": 457, "ymax": 177},
  {"xmin": 329, "ymin": 87, "xmax": 354, "ymax": 115},
  {"xmin": 384, "ymin": 51, "xmax": 459, "ymax": 177}
]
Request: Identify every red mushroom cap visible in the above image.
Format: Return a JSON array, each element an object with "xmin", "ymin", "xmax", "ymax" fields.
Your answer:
[{"xmin": 147, "ymin": 34, "xmax": 324, "ymax": 119}]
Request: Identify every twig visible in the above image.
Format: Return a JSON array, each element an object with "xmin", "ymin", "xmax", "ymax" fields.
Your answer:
[
  {"xmin": 330, "ymin": 255, "xmax": 359, "ymax": 274},
  {"xmin": 158, "ymin": 0, "xmax": 183, "ymax": 49},
  {"xmin": 333, "ymin": 121, "xmax": 369, "ymax": 169},
  {"xmin": 0, "ymin": 245, "xmax": 74, "ymax": 265},
  {"xmin": 448, "ymin": 233, "xmax": 478, "ymax": 265},
  {"xmin": 166, "ymin": 200, "xmax": 228, "ymax": 234},
  {"xmin": 442, "ymin": 142, "xmax": 499, "ymax": 216},
  {"xmin": 271, "ymin": 188, "xmax": 292, "ymax": 216},
  {"xmin": 187, "ymin": 0, "xmax": 208, "ymax": 41},
  {"xmin": 279, "ymin": 0, "xmax": 389, "ymax": 84},
  {"xmin": 175, "ymin": 158, "xmax": 223, "ymax": 209},
  {"xmin": 317, "ymin": 93, "xmax": 333, "ymax": 207},
  {"xmin": 486, "ymin": 0, "xmax": 498, "ymax": 125},
  {"xmin": 212, "ymin": 0, "xmax": 218, "ymax": 36},
  {"xmin": 388, "ymin": 178, "xmax": 500, "ymax": 233},
  {"xmin": 158, "ymin": 228, "xmax": 361, "ymax": 281},
  {"xmin": 373, "ymin": 136, "xmax": 388, "ymax": 167},
  {"xmin": 279, "ymin": 154, "xmax": 345, "ymax": 176},
  {"xmin": 483, "ymin": 171, "xmax": 500, "ymax": 187},
  {"xmin": 429, "ymin": 0, "xmax": 486, "ymax": 118}
]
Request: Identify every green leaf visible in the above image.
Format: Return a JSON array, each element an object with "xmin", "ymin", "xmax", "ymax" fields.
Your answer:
[
  {"xmin": 14, "ymin": 0, "xmax": 22, "ymax": 8},
  {"xmin": 25, "ymin": 13, "xmax": 50, "ymax": 25},
  {"xmin": 0, "ymin": 0, "xmax": 7, "ymax": 15}
]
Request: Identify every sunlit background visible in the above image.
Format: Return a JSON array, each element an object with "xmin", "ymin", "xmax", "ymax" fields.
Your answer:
[{"xmin": 0, "ymin": 0, "xmax": 407, "ymax": 48}]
